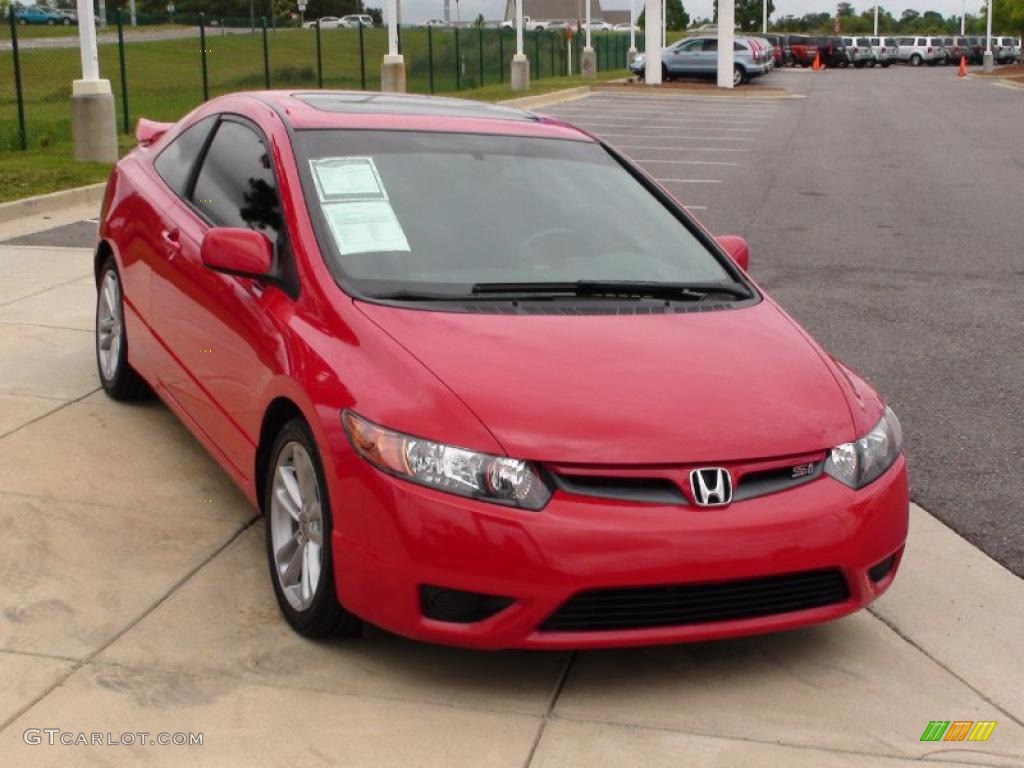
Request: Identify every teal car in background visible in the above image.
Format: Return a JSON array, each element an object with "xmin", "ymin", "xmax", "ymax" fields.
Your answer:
[{"xmin": 15, "ymin": 6, "xmax": 67, "ymax": 25}]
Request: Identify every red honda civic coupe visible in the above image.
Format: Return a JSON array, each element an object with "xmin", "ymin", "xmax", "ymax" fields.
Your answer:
[{"xmin": 95, "ymin": 91, "xmax": 908, "ymax": 649}]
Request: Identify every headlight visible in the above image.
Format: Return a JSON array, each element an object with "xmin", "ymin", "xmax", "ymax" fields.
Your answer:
[
  {"xmin": 342, "ymin": 410, "xmax": 551, "ymax": 510},
  {"xmin": 824, "ymin": 406, "xmax": 903, "ymax": 489}
]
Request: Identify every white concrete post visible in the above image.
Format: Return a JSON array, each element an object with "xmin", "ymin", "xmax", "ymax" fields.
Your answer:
[
  {"xmin": 661, "ymin": 0, "xmax": 666, "ymax": 45},
  {"xmin": 581, "ymin": 0, "xmax": 596, "ymax": 78},
  {"xmin": 763, "ymin": 0, "xmax": 768, "ymax": 34},
  {"xmin": 960, "ymin": 0, "xmax": 965, "ymax": 35},
  {"xmin": 628, "ymin": 0, "xmax": 638, "ymax": 65},
  {"xmin": 873, "ymin": 5, "xmax": 878, "ymax": 36},
  {"xmin": 717, "ymin": 0, "xmax": 735, "ymax": 88},
  {"xmin": 511, "ymin": 0, "xmax": 529, "ymax": 90},
  {"xmin": 983, "ymin": 0, "xmax": 993, "ymax": 71},
  {"xmin": 130, "ymin": 0, "xmax": 137, "ymax": 27},
  {"xmin": 381, "ymin": 0, "xmax": 406, "ymax": 91},
  {"xmin": 71, "ymin": 0, "xmax": 117, "ymax": 162},
  {"xmin": 644, "ymin": 0, "xmax": 663, "ymax": 84}
]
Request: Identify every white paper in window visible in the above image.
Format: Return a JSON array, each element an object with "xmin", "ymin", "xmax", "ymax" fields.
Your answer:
[
  {"xmin": 310, "ymin": 157, "xmax": 386, "ymax": 201},
  {"xmin": 310, "ymin": 157, "xmax": 410, "ymax": 255},
  {"xmin": 323, "ymin": 200, "xmax": 410, "ymax": 256}
]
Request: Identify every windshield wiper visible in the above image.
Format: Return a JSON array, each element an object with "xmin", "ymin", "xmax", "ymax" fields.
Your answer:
[{"xmin": 471, "ymin": 280, "xmax": 753, "ymax": 300}]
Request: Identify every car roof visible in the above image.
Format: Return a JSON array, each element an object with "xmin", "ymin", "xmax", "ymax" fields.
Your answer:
[{"xmin": 246, "ymin": 91, "xmax": 593, "ymax": 141}]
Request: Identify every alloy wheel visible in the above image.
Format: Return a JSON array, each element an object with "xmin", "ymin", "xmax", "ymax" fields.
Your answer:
[
  {"xmin": 96, "ymin": 271, "xmax": 122, "ymax": 382},
  {"xmin": 269, "ymin": 441, "xmax": 325, "ymax": 611}
]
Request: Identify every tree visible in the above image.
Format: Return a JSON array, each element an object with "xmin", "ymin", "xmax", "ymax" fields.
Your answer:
[
  {"xmin": 714, "ymin": 0, "xmax": 776, "ymax": 33},
  {"xmin": 366, "ymin": 5, "xmax": 381, "ymax": 25},
  {"xmin": 638, "ymin": 0, "xmax": 690, "ymax": 32}
]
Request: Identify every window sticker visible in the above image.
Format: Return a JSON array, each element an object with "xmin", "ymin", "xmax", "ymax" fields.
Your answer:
[
  {"xmin": 310, "ymin": 157, "xmax": 410, "ymax": 255},
  {"xmin": 310, "ymin": 157, "xmax": 386, "ymax": 201},
  {"xmin": 323, "ymin": 200, "xmax": 411, "ymax": 256}
]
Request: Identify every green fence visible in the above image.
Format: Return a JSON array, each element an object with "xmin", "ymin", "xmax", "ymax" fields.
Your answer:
[{"xmin": 0, "ymin": 10, "xmax": 639, "ymax": 152}]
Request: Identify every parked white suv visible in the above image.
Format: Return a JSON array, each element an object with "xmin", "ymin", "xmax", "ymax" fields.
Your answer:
[
  {"xmin": 995, "ymin": 37, "xmax": 1019, "ymax": 63},
  {"xmin": 339, "ymin": 14, "xmax": 374, "ymax": 28},
  {"xmin": 865, "ymin": 36, "xmax": 898, "ymax": 67},
  {"xmin": 897, "ymin": 36, "xmax": 942, "ymax": 66},
  {"xmin": 842, "ymin": 36, "xmax": 874, "ymax": 67}
]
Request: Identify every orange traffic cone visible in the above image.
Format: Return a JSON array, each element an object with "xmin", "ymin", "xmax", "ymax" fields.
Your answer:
[
  {"xmin": 958, "ymin": 56, "xmax": 967, "ymax": 77},
  {"xmin": 812, "ymin": 52, "xmax": 822, "ymax": 71}
]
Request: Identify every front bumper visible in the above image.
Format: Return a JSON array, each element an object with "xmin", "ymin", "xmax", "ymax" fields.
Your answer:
[{"xmin": 330, "ymin": 455, "xmax": 909, "ymax": 649}]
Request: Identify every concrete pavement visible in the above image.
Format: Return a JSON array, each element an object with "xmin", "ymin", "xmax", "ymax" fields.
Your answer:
[{"xmin": 1, "ymin": 87, "xmax": 1024, "ymax": 765}]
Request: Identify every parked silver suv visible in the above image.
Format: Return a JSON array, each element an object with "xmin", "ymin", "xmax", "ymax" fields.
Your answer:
[
  {"xmin": 897, "ymin": 36, "xmax": 943, "ymax": 66},
  {"xmin": 629, "ymin": 36, "xmax": 772, "ymax": 86},
  {"xmin": 842, "ymin": 37, "xmax": 874, "ymax": 67},
  {"xmin": 865, "ymin": 36, "xmax": 898, "ymax": 67}
]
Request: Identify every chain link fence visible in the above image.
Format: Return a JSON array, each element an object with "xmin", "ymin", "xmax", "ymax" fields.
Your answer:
[{"xmin": 1, "ymin": 9, "xmax": 638, "ymax": 152}]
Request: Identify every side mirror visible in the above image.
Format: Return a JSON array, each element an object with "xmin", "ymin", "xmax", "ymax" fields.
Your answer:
[
  {"xmin": 201, "ymin": 228, "xmax": 273, "ymax": 278},
  {"xmin": 715, "ymin": 235, "xmax": 750, "ymax": 272}
]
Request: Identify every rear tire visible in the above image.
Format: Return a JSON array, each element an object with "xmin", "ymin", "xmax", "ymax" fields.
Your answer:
[
  {"xmin": 95, "ymin": 257, "xmax": 148, "ymax": 400},
  {"xmin": 733, "ymin": 64, "xmax": 747, "ymax": 86},
  {"xmin": 264, "ymin": 418, "xmax": 361, "ymax": 638},
  {"xmin": 911, "ymin": 54, "xmax": 922, "ymax": 66}
]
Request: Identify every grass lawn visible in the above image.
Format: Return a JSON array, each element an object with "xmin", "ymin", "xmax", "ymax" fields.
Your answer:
[{"xmin": 0, "ymin": 23, "xmax": 631, "ymax": 203}]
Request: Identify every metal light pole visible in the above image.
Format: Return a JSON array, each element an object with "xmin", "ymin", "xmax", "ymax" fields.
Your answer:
[
  {"xmin": 960, "ymin": 0, "xmax": 965, "ymax": 35},
  {"xmin": 380, "ymin": 0, "xmax": 406, "ymax": 90},
  {"xmin": 873, "ymin": 5, "xmax": 878, "ymax": 36},
  {"xmin": 717, "ymin": 0, "xmax": 735, "ymax": 88},
  {"xmin": 70, "ymin": 0, "xmax": 117, "ymax": 161},
  {"xmin": 983, "ymin": 0, "xmax": 993, "ymax": 71},
  {"xmin": 644, "ymin": 0, "xmax": 663, "ymax": 84},
  {"xmin": 628, "ymin": 0, "xmax": 637, "ymax": 65},
  {"xmin": 661, "ymin": 0, "xmax": 666, "ymax": 46},
  {"xmin": 763, "ymin": 0, "xmax": 768, "ymax": 34},
  {"xmin": 511, "ymin": 0, "xmax": 530, "ymax": 89}
]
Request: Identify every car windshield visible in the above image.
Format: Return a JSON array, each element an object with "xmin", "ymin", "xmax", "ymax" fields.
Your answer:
[{"xmin": 295, "ymin": 130, "xmax": 738, "ymax": 297}]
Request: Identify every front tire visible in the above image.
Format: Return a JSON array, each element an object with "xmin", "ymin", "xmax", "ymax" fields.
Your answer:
[
  {"xmin": 265, "ymin": 418, "xmax": 361, "ymax": 638},
  {"xmin": 96, "ymin": 257, "xmax": 147, "ymax": 400}
]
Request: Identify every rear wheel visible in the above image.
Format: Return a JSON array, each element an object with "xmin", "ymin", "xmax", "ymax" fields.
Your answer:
[
  {"xmin": 265, "ymin": 418, "xmax": 361, "ymax": 638},
  {"xmin": 733, "ymin": 64, "xmax": 747, "ymax": 86},
  {"xmin": 910, "ymin": 54, "xmax": 923, "ymax": 66},
  {"xmin": 95, "ymin": 257, "xmax": 147, "ymax": 400}
]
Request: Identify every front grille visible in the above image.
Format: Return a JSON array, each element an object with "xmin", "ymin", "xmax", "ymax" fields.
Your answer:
[{"xmin": 539, "ymin": 569, "xmax": 849, "ymax": 632}]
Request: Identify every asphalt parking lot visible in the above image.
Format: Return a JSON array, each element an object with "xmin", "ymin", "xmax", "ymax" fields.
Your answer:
[
  {"xmin": 0, "ymin": 71, "xmax": 1022, "ymax": 766},
  {"xmin": 543, "ymin": 66, "xmax": 1024, "ymax": 577}
]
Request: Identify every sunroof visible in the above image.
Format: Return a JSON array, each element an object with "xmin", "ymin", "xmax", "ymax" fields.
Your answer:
[{"xmin": 294, "ymin": 92, "xmax": 539, "ymax": 121}]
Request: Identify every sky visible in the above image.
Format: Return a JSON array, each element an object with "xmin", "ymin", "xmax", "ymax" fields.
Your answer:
[{"xmin": 399, "ymin": 0, "xmax": 988, "ymax": 25}]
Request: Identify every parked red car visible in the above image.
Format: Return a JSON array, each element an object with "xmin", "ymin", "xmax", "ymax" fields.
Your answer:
[{"xmin": 95, "ymin": 91, "xmax": 908, "ymax": 649}]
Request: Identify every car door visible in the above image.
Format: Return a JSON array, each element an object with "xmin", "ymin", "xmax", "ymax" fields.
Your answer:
[
  {"xmin": 151, "ymin": 115, "xmax": 293, "ymax": 483},
  {"xmin": 664, "ymin": 38, "xmax": 700, "ymax": 75}
]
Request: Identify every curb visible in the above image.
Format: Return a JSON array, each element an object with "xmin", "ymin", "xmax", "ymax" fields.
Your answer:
[
  {"xmin": 0, "ymin": 182, "xmax": 106, "ymax": 225},
  {"xmin": 594, "ymin": 83, "xmax": 798, "ymax": 100},
  {"xmin": 498, "ymin": 85, "xmax": 593, "ymax": 110}
]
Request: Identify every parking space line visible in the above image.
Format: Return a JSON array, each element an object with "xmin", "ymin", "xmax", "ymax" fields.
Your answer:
[
  {"xmin": 577, "ymin": 122, "xmax": 761, "ymax": 133},
  {"xmin": 565, "ymin": 118, "xmax": 765, "ymax": 128},
  {"xmin": 614, "ymin": 145, "xmax": 749, "ymax": 152},
  {"xmin": 632, "ymin": 159, "xmax": 739, "ymax": 166},
  {"xmin": 551, "ymin": 106, "xmax": 778, "ymax": 116},
  {"xmin": 595, "ymin": 132, "xmax": 756, "ymax": 142},
  {"xmin": 655, "ymin": 178, "xmax": 722, "ymax": 183}
]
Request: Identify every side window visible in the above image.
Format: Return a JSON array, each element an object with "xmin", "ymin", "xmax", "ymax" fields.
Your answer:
[
  {"xmin": 703, "ymin": 39, "xmax": 717, "ymax": 52},
  {"xmin": 153, "ymin": 116, "xmax": 216, "ymax": 197},
  {"xmin": 191, "ymin": 119, "xmax": 283, "ymax": 245},
  {"xmin": 733, "ymin": 41, "xmax": 745, "ymax": 51}
]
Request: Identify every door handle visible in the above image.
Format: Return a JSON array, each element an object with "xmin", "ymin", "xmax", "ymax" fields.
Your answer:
[{"xmin": 160, "ymin": 229, "xmax": 181, "ymax": 259}]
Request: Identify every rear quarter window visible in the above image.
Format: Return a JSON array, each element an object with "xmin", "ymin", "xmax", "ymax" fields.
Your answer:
[{"xmin": 153, "ymin": 116, "xmax": 216, "ymax": 197}]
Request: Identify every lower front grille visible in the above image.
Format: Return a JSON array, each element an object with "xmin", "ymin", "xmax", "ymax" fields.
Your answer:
[{"xmin": 539, "ymin": 569, "xmax": 850, "ymax": 632}]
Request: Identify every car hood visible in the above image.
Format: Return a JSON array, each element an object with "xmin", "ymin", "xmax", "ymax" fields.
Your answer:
[{"xmin": 356, "ymin": 300, "xmax": 857, "ymax": 465}]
